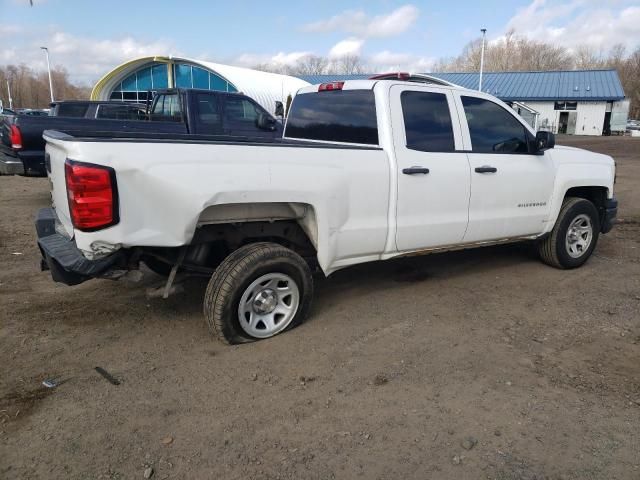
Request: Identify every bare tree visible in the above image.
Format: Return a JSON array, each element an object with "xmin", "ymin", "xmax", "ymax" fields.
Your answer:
[
  {"xmin": 336, "ymin": 55, "xmax": 365, "ymax": 75},
  {"xmin": 573, "ymin": 45, "xmax": 605, "ymax": 69},
  {"xmin": 0, "ymin": 64, "xmax": 90, "ymax": 109},
  {"xmin": 289, "ymin": 55, "xmax": 329, "ymax": 75}
]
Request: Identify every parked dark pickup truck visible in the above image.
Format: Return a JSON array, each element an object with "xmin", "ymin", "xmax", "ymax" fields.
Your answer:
[{"xmin": 0, "ymin": 89, "xmax": 282, "ymax": 176}]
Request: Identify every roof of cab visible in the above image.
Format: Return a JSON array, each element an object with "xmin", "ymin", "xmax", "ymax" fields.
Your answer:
[{"xmin": 296, "ymin": 77, "xmax": 469, "ymax": 95}]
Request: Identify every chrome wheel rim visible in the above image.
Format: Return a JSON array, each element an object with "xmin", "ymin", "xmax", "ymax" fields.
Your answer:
[
  {"xmin": 565, "ymin": 214, "xmax": 593, "ymax": 258},
  {"xmin": 238, "ymin": 273, "xmax": 300, "ymax": 338}
]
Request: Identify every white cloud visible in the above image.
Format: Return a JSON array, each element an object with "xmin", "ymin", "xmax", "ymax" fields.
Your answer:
[
  {"xmin": 271, "ymin": 51, "xmax": 313, "ymax": 65},
  {"xmin": 369, "ymin": 50, "xmax": 435, "ymax": 72},
  {"xmin": 505, "ymin": 0, "xmax": 640, "ymax": 50},
  {"xmin": 0, "ymin": 26, "xmax": 176, "ymax": 84},
  {"xmin": 233, "ymin": 51, "xmax": 313, "ymax": 68},
  {"xmin": 328, "ymin": 38, "xmax": 364, "ymax": 58},
  {"xmin": 303, "ymin": 4, "xmax": 419, "ymax": 38}
]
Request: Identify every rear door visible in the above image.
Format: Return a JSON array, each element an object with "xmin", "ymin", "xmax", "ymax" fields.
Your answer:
[
  {"xmin": 456, "ymin": 94, "xmax": 555, "ymax": 242},
  {"xmin": 391, "ymin": 85, "xmax": 471, "ymax": 251},
  {"xmin": 190, "ymin": 92, "xmax": 224, "ymax": 135}
]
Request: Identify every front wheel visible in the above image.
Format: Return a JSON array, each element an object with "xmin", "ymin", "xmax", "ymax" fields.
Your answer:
[
  {"xmin": 203, "ymin": 242, "xmax": 313, "ymax": 344},
  {"xmin": 538, "ymin": 197, "xmax": 600, "ymax": 269}
]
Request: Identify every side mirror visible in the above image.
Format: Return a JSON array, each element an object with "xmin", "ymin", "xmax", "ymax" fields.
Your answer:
[
  {"xmin": 256, "ymin": 112, "xmax": 277, "ymax": 131},
  {"xmin": 535, "ymin": 131, "xmax": 555, "ymax": 152},
  {"xmin": 275, "ymin": 101, "xmax": 284, "ymax": 117}
]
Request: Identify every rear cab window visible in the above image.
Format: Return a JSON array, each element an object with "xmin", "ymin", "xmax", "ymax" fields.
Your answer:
[
  {"xmin": 96, "ymin": 104, "xmax": 146, "ymax": 120},
  {"xmin": 54, "ymin": 103, "xmax": 90, "ymax": 117},
  {"xmin": 285, "ymin": 89, "xmax": 378, "ymax": 145}
]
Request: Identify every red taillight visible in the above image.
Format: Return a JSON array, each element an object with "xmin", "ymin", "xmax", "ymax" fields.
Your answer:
[
  {"xmin": 318, "ymin": 81, "xmax": 344, "ymax": 91},
  {"xmin": 10, "ymin": 125, "xmax": 22, "ymax": 149},
  {"xmin": 65, "ymin": 160, "xmax": 118, "ymax": 231}
]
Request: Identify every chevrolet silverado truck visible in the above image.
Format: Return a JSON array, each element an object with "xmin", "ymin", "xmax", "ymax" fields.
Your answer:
[
  {"xmin": 0, "ymin": 89, "xmax": 280, "ymax": 176},
  {"xmin": 36, "ymin": 76, "xmax": 618, "ymax": 344}
]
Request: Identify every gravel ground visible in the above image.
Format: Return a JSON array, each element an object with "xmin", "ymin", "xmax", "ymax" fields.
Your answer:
[{"xmin": 1, "ymin": 135, "xmax": 639, "ymax": 480}]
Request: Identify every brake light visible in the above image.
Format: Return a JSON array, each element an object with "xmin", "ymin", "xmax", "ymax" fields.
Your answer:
[
  {"xmin": 318, "ymin": 82, "xmax": 344, "ymax": 91},
  {"xmin": 10, "ymin": 125, "xmax": 22, "ymax": 149},
  {"xmin": 369, "ymin": 72, "xmax": 410, "ymax": 80},
  {"xmin": 65, "ymin": 160, "xmax": 118, "ymax": 231}
]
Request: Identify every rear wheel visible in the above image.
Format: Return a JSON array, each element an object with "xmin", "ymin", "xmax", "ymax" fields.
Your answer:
[
  {"xmin": 203, "ymin": 242, "xmax": 313, "ymax": 344},
  {"xmin": 538, "ymin": 197, "xmax": 600, "ymax": 269}
]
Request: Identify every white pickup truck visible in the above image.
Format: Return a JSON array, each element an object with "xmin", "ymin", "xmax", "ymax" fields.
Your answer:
[{"xmin": 37, "ymin": 77, "xmax": 618, "ymax": 344}]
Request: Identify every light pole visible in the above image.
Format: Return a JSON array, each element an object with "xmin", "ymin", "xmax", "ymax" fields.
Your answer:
[
  {"xmin": 40, "ymin": 46, "xmax": 54, "ymax": 102},
  {"xmin": 6, "ymin": 79, "xmax": 13, "ymax": 109},
  {"xmin": 479, "ymin": 28, "xmax": 487, "ymax": 92}
]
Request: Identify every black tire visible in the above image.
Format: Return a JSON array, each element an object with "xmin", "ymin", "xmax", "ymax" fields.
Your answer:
[
  {"xmin": 538, "ymin": 197, "xmax": 600, "ymax": 269},
  {"xmin": 203, "ymin": 242, "xmax": 313, "ymax": 344}
]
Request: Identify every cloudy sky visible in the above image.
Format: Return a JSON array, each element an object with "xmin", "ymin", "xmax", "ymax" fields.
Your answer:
[{"xmin": 1, "ymin": 0, "xmax": 639, "ymax": 84}]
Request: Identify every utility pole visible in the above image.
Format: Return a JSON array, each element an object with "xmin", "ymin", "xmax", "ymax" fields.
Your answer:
[
  {"xmin": 6, "ymin": 79, "xmax": 13, "ymax": 109},
  {"xmin": 479, "ymin": 28, "xmax": 487, "ymax": 92},
  {"xmin": 41, "ymin": 46, "xmax": 55, "ymax": 102}
]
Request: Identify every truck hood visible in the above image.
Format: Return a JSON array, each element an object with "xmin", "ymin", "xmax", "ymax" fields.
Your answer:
[{"xmin": 552, "ymin": 144, "xmax": 615, "ymax": 167}]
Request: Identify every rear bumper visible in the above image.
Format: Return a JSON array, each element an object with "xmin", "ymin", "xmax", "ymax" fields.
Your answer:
[
  {"xmin": 36, "ymin": 208, "xmax": 124, "ymax": 286},
  {"xmin": 601, "ymin": 197, "xmax": 618, "ymax": 234},
  {"xmin": 0, "ymin": 150, "xmax": 24, "ymax": 175},
  {"xmin": 0, "ymin": 149, "xmax": 45, "ymax": 176}
]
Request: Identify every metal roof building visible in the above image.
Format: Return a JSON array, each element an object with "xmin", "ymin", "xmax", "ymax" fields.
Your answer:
[
  {"xmin": 297, "ymin": 69, "xmax": 628, "ymax": 135},
  {"xmin": 296, "ymin": 69, "xmax": 625, "ymax": 101}
]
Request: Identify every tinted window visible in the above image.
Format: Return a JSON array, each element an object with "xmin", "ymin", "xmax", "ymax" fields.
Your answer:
[
  {"xmin": 401, "ymin": 91, "xmax": 454, "ymax": 152},
  {"xmin": 96, "ymin": 104, "xmax": 145, "ymax": 120},
  {"xmin": 554, "ymin": 101, "xmax": 577, "ymax": 111},
  {"xmin": 462, "ymin": 96, "xmax": 529, "ymax": 153},
  {"xmin": 285, "ymin": 90, "xmax": 378, "ymax": 145},
  {"xmin": 151, "ymin": 94, "xmax": 182, "ymax": 122},
  {"xmin": 55, "ymin": 103, "xmax": 89, "ymax": 117},
  {"xmin": 196, "ymin": 93, "xmax": 221, "ymax": 126},
  {"xmin": 224, "ymin": 97, "xmax": 260, "ymax": 123}
]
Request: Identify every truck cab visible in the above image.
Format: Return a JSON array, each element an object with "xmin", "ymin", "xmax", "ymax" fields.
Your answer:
[{"xmin": 150, "ymin": 89, "xmax": 282, "ymax": 138}]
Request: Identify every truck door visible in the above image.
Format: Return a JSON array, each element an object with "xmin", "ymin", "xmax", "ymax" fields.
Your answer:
[
  {"xmin": 391, "ymin": 85, "xmax": 471, "ymax": 252},
  {"xmin": 191, "ymin": 92, "xmax": 224, "ymax": 135},
  {"xmin": 456, "ymin": 94, "xmax": 555, "ymax": 242},
  {"xmin": 567, "ymin": 111, "xmax": 577, "ymax": 135},
  {"xmin": 222, "ymin": 96, "xmax": 276, "ymax": 139}
]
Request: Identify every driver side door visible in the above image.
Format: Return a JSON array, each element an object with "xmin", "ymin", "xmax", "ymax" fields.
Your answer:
[
  {"xmin": 456, "ymin": 94, "xmax": 556, "ymax": 242},
  {"xmin": 222, "ymin": 96, "xmax": 277, "ymax": 139}
]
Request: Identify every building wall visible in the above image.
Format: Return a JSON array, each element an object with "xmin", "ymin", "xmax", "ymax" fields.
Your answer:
[
  {"xmin": 525, "ymin": 101, "xmax": 609, "ymax": 136},
  {"xmin": 527, "ymin": 102, "xmax": 557, "ymax": 132}
]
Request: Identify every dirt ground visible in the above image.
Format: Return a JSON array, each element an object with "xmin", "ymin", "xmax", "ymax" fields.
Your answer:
[{"xmin": 1, "ymin": 136, "xmax": 639, "ymax": 480}]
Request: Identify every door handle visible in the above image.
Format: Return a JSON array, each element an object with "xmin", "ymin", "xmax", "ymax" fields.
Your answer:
[
  {"xmin": 402, "ymin": 166, "xmax": 430, "ymax": 175},
  {"xmin": 475, "ymin": 166, "xmax": 497, "ymax": 174}
]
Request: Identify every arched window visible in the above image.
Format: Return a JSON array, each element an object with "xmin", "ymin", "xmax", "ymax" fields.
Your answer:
[
  {"xmin": 109, "ymin": 62, "xmax": 237, "ymax": 102},
  {"xmin": 173, "ymin": 64, "xmax": 237, "ymax": 92},
  {"xmin": 110, "ymin": 64, "xmax": 168, "ymax": 102}
]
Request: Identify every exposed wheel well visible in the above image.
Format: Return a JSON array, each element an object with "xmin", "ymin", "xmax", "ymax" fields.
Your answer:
[
  {"xmin": 140, "ymin": 220, "xmax": 318, "ymax": 275},
  {"xmin": 564, "ymin": 186, "xmax": 608, "ymax": 226}
]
